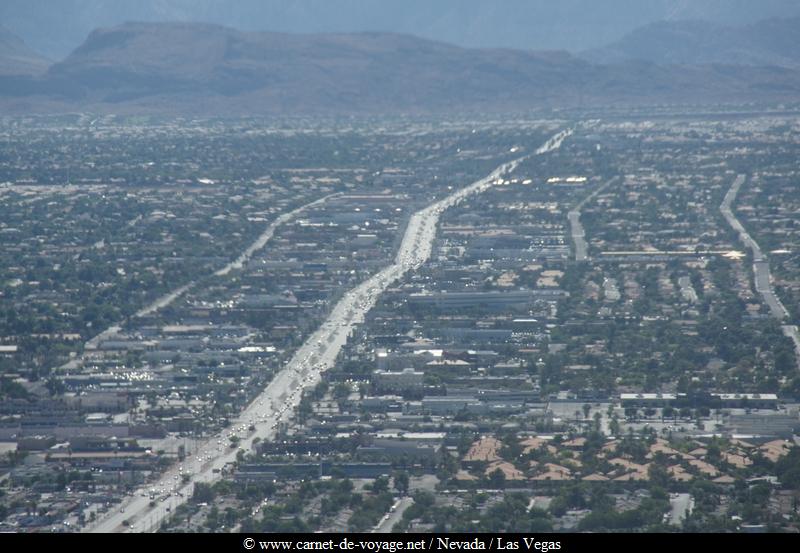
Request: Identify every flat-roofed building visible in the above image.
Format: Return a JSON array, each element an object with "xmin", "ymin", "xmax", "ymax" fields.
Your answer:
[
  {"xmin": 620, "ymin": 393, "xmax": 677, "ymax": 407},
  {"xmin": 712, "ymin": 393, "xmax": 779, "ymax": 409},
  {"xmin": 372, "ymin": 368, "xmax": 424, "ymax": 393}
]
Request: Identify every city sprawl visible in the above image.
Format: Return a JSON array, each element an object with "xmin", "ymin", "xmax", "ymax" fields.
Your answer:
[{"xmin": 0, "ymin": 110, "xmax": 799, "ymax": 534}]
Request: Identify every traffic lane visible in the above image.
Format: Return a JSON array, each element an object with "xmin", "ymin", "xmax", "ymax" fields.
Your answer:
[
  {"xmin": 87, "ymin": 129, "xmax": 571, "ymax": 533},
  {"xmin": 374, "ymin": 497, "xmax": 414, "ymax": 533}
]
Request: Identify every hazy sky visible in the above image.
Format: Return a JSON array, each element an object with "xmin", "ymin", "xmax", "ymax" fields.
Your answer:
[{"xmin": 3, "ymin": 0, "xmax": 800, "ymax": 60}]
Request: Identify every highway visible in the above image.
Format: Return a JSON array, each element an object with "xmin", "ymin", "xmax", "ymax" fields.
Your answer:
[
  {"xmin": 132, "ymin": 283, "xmax": 193, "ymax": 319},
  {"xmin": 84, "ymin": 129, "xmax": 572, "ymax": 533},
  {"xmin": 214, "ymin": 193, "xmax": 339, "ymax": 277},
  {"xmin": 720, "ymin": 174, "xmax": 800, "ymax": 370},
  {"xmin": 83, "ymin": 324, "xmax": 123, "ymax": 351},
  {"xmin": 567, "ymin": 176, "xmax": 619, "ymax": 261},
  {"xmin": 77, "ymin": 193, "xmax": 337, "ymax": 355},
  {"xmin": 720, "ymin": 174, "xmax": 789, "ymax": 320}
]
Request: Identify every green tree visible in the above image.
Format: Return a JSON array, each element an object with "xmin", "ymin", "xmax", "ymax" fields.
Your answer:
[
  {"xmin": 392, "ymin": 471, "xmax": 410, "ymax": 495},
  {"xmin": 372, "ymin": 475, "xmax": 390, "ymax": 495},
  {"xmin": 487, "ymin": 468, "xmax": 506, "ymax": 489}
]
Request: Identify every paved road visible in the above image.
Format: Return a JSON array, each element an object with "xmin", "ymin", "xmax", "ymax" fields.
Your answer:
[
  {"xmin": 76, "ymin": 194, "xmax": 337, "ymax": 356},
  {"xmin": 720, "ymin": 174, "xmax": 789, "ymax": 320},
  {"xmin": 669, "ymin": 493, "xmax": 693, "ymax": 526},
  {"xmin": 567, "ymin": 176, "xmax": 619, "ymax": 261},
  {"xmin": 132, "ymin": 284, "xmax": 193, "ymax": 319},
  {"xmin": 214, "ymin": 193, "xmax": 339, "ymax": 278},
  {"xmin": 374, "ymin": 497, "xmax": 413, "ymax": 533},
  {"xmin": 83, "ymin": 325, "xmax": 122, "ymax": 351},
  {"xmin": 720, "ymin": 174, "xmax": 799, "ymax": 370},
  {"xmin": 84, "ymin": 129, "xmax": 572, "ymax": 533}
]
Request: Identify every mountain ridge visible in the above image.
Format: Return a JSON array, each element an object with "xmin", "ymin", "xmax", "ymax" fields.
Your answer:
[
  {"xmin": 0, "ymin": 25, "xmax": 50, "ymax": 76},
  {"xmin": 584, "ymin": 16, "xmax": 800, "ymax": 68},
  {"xmin": 3, "ymin": 0, "xmax": 800, "ymax": 61},
  {"xmin": 2, "ymin": 22, "xmax": 800, "ymax": 115}
]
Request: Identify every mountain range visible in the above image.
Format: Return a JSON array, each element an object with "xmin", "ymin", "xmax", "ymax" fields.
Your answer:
[
  {"xmin": 0, "ymin": 25, "xmax": 49, "ymax": 76},
  {"xmin": 586, "ymin": 16, "xmax": 800, "ymax": 68},
  {"xmin": 1, "ymin": 21, "xmax": 799, "ymax": 115},
  {"xmin": 3, "ymin": 0, "xmax": 800, "ymax": 61}
]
